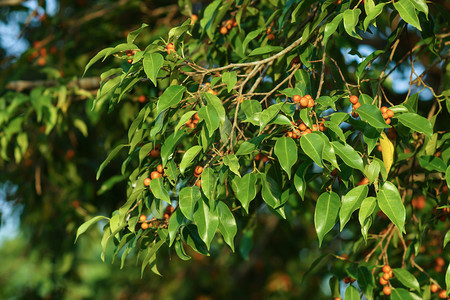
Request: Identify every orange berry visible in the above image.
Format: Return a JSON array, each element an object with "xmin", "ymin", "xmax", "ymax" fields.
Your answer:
[
  {"xmin": 343, "ymin": 277, "xmax": 350, "ymax": 284},
  {"xmin": 157, "ymin": 164, "xmax": 164, "ymax": 174},
  {"xmin": 293, "ymin": 95, "xmax": 301, "ymax": 103},
  {"xmin": 139, "ymin": 215, "xmax": 147, "ymax": 222},
  {"xmin": 193, "ymin": 112, "xmax": 200, "ymax": 120},
  {"xmin": 319, "ymin": 123, "xmax": 326, "ymax": 132},
  {"xmin": 304, "ymin": 128, "xmax": 312, "ymax": 134},
  {"xmin": 164, "ymin": 213, "xmax": 170, "ymax": 219},
  {"xmin": 436, "ymin": 257, "xmax": 445, "ymax": 267},
  {"xmin": 379, "ymin": 277, "xmax": 388, "ymax": 285},
  {"xmin": 387, "ymin": 109, "xmax": 394, "ymax": 118},
  {"xmin": 381, "ymin": 106, "xmax": 388, "ymax": 113},
  {"xmin": 349, "ymin": 95, "xmax": 359, "ymax": 104},
  {"xmin": 195, "ymin": 180, "xmax": 201, "ymax": 188},
  {"xmin": 383, "ymin": 286, "xmax": 391, "ymax": 296},
  {"xmin": 382, "ymin": 112, "xmax": 389, "ymax": 119},
  {"xmin": 255, "ymin": 153, "xmax": 262, "ymax": 161},
  {"xmin": 308, "ymin": 99, "xmax": 315, "ymax": 108},
  {"xmin": 225, "ymin": 19, "xmax": 233, "ymax": 30},
  {"xmin": 138, "ymin": 95, "xmax": 146, "ymax": 103},
  {"xmin": 194, "ymin": 165, "xmax": 203, "ymax": 175},
  {"xmin": 351, "ymin": 111, "xmax": 359, "ymax": 118},
  {"xmin": 334, "ymin": 298, "xmax": 342, "ymax": 300},
  {"xmin": 143, "ymin": 178, "xmax": 151, "ymax": 186},
  {"xmin": 141, "ymin": 222, "xmax": 149, "ymax": 230},
  {"xmin": 267, "ymin": 33, "xmax": 275, "ymax": 40},
  {"xmin": 286, "ymin": 131, "xmax": 294, "ymax": 138},
  {"xmin": 305, "ymin": 95, "xmax": 312, "ymax": 100},
  {"xmin": 438, "ymin": 290, "xmax": 447, "ymax": 299},
  {"xmin": 382, "ymin": 265, "xmax": 391, "ymax": 273},
  {"xmin": 431, "ymin": 284, "xmax": 439, "ymax": 293},
  {"xmin": 150, "ymin": 148, "xmax": 160, "ymax": 158},
  {"xmin": 262, "ymin": 155, "xmax": 269, "ymax": 163},
  {"xmin": 299, "ymin": 123, "xmax": 307, "ymax": 131},
  {"xmin": 220, "ymin": 26, "xmax": 228, "ymax": 35},
  {"xmin": 190, "ymin": 14, "xmax": 198, "ymax": 25},
  {"xmin": 300, "ymin": 97, "xmax": 308, "ymax": 108},
  {"xmin": 385, "ymin": 118, "xmax": 391, "ymax": 125},
  {"xmin": 151, "ymin": 171, "xmax": 162, "ymax": 179},
  {"xmin": 353, "ymin": 102, "xmax": 361, "ymax": 109},
  {"xmin": 382, "ymin": 273, "xmax": 390, "ymax": 281}
]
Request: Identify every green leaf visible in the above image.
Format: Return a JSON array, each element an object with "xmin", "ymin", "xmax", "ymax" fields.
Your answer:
[
  {"xmin": 156, "ymin": 85, "xmax": 186, "ymax": 115},
  {"xmin": 390, "ymin": 288, "xmax": 420, "ymax": 300},
  {"xmin": 300, "ymin": 133, "xmax": 325, "ymax": 168},
  {"xmin": 260, "ymin": 173, "xmax": 281, "ymax": 209},
  {"xmin": 198, "ymin": 105, "xmax": 220, "ymax": 137},
  {"xmin": 201, "ymin": 168, "xmax": 217, "ymax": 202},
  {"xmin": 377, "ymin": 181, "xmax": 406, "ymax": 233},
  {"xmin": 364, "ymin": 1, "xmax": 385, "ymax": 30},
  {"xmin": 344, "ymin": 284, "xmax": 360, "ymax": 300},
  {"xmin": 161, "ymin": 130, "xmax": 186, "ymax": 167},
  {"xmin": 175, "ymin": 111, "xmax": 197, "ymax": 132},
  {"xmin": 222, "ymin": 71, "xmax": 237, "ymax": 93},
  {"xmin": 174, "ymin": 239, "xmax": 191, "ymax": 261},
  {"xmin": 75, "ymin": 216, "xmax": 109, "ymax": 243},
  {"xmin": 97, "ymin": 144, "xmax": 129, "ymax": 180},
  {"xmin": 127, "ymin": 23, "xmax": 148, "ymax": 44},
  {"xmin": 410, "ymin": 0, "xmax": 428, "ymax": 16},
  {"xmin": 358, "ymin": 266, "xmax": 375, "ymax": 300},
  {"xmin": 249, "ymin": 45, "xmax": 283, "ymax": 56},
  {"xmin": 365, "ymin": 161, "xmax": 380, "ymax": 184},
  {"xmin": 447, "ymin": 165, "xmax": 450, "ymax": 188},
  {"xmin": 204, "ymin": 92, "xmax": 226, "ymax": 125},
  {"xmin": 242, "ymin": 28, "xmax": 265, "ymax": 52},
  {"xmin": 393, "ymin": 0, "xmax": 422, "ymax": 31},
  {"xmin": 83, "ymin": 47, "xmax": 113, "ymax": 76},
  {"xmin": 168, "ymin": 209, "xmax": 185, "ymax": 247},
  {"xmin": 314, "ymin": 191, "xmax": 341, "ymax": 247},
  {"xmin": 150, "ymin": 178, "xmax": 171, "ymax": 204},
  {"xmin": 332, "ymin": 141, "xmax": 364, "ymax": 172},
  {"xmin": 143, "ymin": 52, "xmax": 164, "ymax": 87},
  {"xmin": 343, "ymin": 9, "xmax": 362, "ymax": 39},
  {"xmin": 294, "ymin": 162, "xmax": 310, "ymax": 200},
  {"xmin": 141, "ymin": 239, "xmax": 165, "ymax": 277},
  {"xmin": 193, "ymin": 197, "xmax": 219, "ymax": 250},
  {"xmin": 396, "ymin": 113, "xmax": 432, "ymax": 138},
  {"xmin": 359, "ymin": 197, "xmax": 376, "ymax": 226},
  {"xmin": 446, "ymin": 264, "xmax": 450, "ymax": 297},
  {"xmin": 259, "ymin": 103, "xmax": 284, "ymax": 131},
  {"xmin": 179, "ymin": 186, "xmax": 201, "ymax": 221},
  {"xmin": 444, "ymin": 229, "xmax": 450, "ymax": 248},
  {"xmin": 324, "ymin": 14, "xmax": 343, "ymax": 45},
  {"xmin": 179, "ymin": 145, "xmax": 202, "ymax": 175},
  {"xmin": 217, "ymin": 201, "xmax": 237, "ymax": 251},
  {"xmin": 418, "ymin": 155, "xmax": 446, "ymax": 173},
  {"xmin": 234, "ymin": 173, "xmax": 257, "ymax": 213},
  {"xmin": 357, "ymin": 104, "xmax": 390, "ymax": 129},
  {"xmin": 274, "ymin": 137, "xmax": 298, "ymax": 179},
  {"xmin": 340, "ymin": 185, "xmax": 369, "ymax": 230},
  {"xmin": 392, "ymin": 268, "xmax": 420, "ymax": 293},
  {"xmin": 223, "ymin": 154, "xmax": 240, "ymax": 177}
]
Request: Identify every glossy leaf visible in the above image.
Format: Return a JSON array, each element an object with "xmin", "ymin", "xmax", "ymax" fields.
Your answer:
[
  {"xmin": 198, "ymin": 105, "xmax": 220, "ymax": 137},
  {"xmin": 358, "ymin": 266, "xmax": 375, "ymax": 300},
  {"xmin": 274, "ymin": 137, "xmax": 297, "ymax": 179},
  {"xmin": 340, "ymin": 185, "xmax": 369, "ymax": 230},
  {"xmin": 343, "ymin": 9, "xmax": 362, "ymax": 39},
  {"xmin": 234, "ymin": 173, "xmax": 257, "ymax": 213},
  {"xmin": 156, "ymin": 85, "xmax": 186, "ymax": 115},
  {"xmin": 324, "ymin": 14, "xmax": 343, "ymax": 45},
  {"xmin": 75, "ymin": 216, "xmax": 109, "ymax": 243},
  {"xmin": 344, "ymin": 285, "xmax": 360, "ymax": 300},
  {"xmin": 179, "ymin": 145, "xmax": 202, "ymax": 175},
  {"xmin": 223, "ymin": 154, "xmax": 240, "ymax": 177},
  {"xmin": 168, "ymin": 209, "xmax": 185, "ymax": 246},
  {"xmin": 294, "ymin": 162, "xmax": 310, "ymax": 200},
  {"xmin": 357, "ymin": 104, "xmax": 390, "ymax": 129},
  {"xmin": 332, "ymin": 141, "xmax": 364, "ymax": 172},
  {"xmin": 418, "ymin": 155, "xmax": 446, "ymax": 173},
  {"xmin": 393, "ymin": 0, "xmax": 422, "ymax": 31},
  {"xmin": 390, "ymin": 288, "xmax": 419, "ymax": 300},
  {"xmin": 97, "ymin": 144, "xmax": 129, "ymax": 180},
  {"xmin": 193, "ymin": 197, "xmax": 219, "ymax": 250},
  {"xmin": 377, "ymin": 181, "xmax": 406, "ymax": 233},
  {"xmin": 300, "ymin": 133, "xmax": 325, "ymax": 168},
  {"xmin": 392, "ymin": 268, "xmax": 420, "ymax": 293},
  {"xmin": 143, "ymin": 52, "xmax": 164, "ymax": 87},
  {"xmin": 179, "ymin": 186, "xmax": 201, "ymax": 221},
  {"xmin": 201, "ymin": 168, "xmax": 217, "ymax": 202},
  {"xmin": 217, "ymin": 201, "xmax": 237, "ymax": 251},
  {"xmin": 396, "ymin": 112, "xmax": 432, "ymax": 138},
  {"xmin": 150, "ymin": 177, "xmax": 171, "ymax": 204},
  {"xmin": 314, "ymin": 191, "xmax": 341, "ymax": 247}
]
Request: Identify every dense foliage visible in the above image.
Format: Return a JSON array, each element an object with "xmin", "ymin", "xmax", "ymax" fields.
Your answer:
[{"xmin": 1, "ymin": 0, "xmax": 449, "ymax": 299}]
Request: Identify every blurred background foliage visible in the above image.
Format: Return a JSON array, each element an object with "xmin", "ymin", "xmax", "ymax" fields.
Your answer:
[{"xmin": 0, "ymin": 0, "xmax": 448, "ymax": 299}]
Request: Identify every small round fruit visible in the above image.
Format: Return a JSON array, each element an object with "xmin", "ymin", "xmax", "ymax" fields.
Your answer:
[
  {"xmin": 351, "ymin": 111, "xmax": 359, "ymax": 118},
  {"xmin": 220, "ymin": 26, "xmax": 228, "ymax": 35},
  {"xmin": 387, "ymin": 109, "xmax": 394, "ymax": 118},
  {"xmin": 382, "ymin": 273, "xmax": 390, "ymax": 281},
  {"xmin": 305, "ymin": 95, "xmax": 312, "ymax": 100},
  {"xmin": 254, "ymin": 153, "xmax": 262, "ymax": 161},
  {"xmin": 141, "ymin": 222, "xmax": 149, "ymax": 230},
  {"xmin": 436, "ymin": 257, "xmax": 445, "ymax": 267},
  {"xmin": 299, "ymin": 97, "xmax": 308, "ymax": 108},
  {"xmin": 304, "ymin": 128, "xmax": 312, "ymax": 134},
  {"xmin": 139, "ymin": 215, "xmax": 147, "ymax": 222},
  {"xmin": 286, "ymin": 131, "xmax": 293, "ymax": 138},
  {"xmin": 193, "ymin": 113, "xmax": 200, "ymax": 120},
  {"xmin": 379, "ymin": 277, "xmax": 388, "ymax": 285},
  {"xmin": 438, "ymin": 290, "xmax": 447, "ymax": 299},
  {"xmin": 349, "ymin": 95, "xmax": 359, "ymax": 104},
  {"xmin": 195, "ymin": 180, "xmax": 201, "ymax": 188},
  {"xmin": 138, "ymin": 95, "xmax": 146, "ymax": 103},
  {"xmin": 385, "ymin": 118, "xmax": 391, "ymax": 125},
  {"xmin": 150, "ymin": 148, "xmax": 160, "ymax": 158},
  {"xmin": 151, "ymin": 171, "xmax": 162, "ymax": 179},
  {"xmin": 431, "ymin": 284, "xmax": 439, "ymax": 293},
  {"xmin": 334, "ymin": 298, "xmax": 342, "ymax": 300},
  {"xmin": 353, "ymin": 102, "xmax": 361, "ymax": 109},
  {"xmin": 381, "ymin": 106, "xmax": 388, "ymax": 113},
  {"xmin": 164, "ymin": 213, "xmax": 170, "ymax": 219},
  {"xmin": 190, "ymin": 14, "xmax": 198, "ymax": 25},
  {"xmin": 382, "ymin": 112, "xmax": 389, "ymax": 119},
  {"xmin": 293, "ymin": 95, "xmax": 301, "ymax": 103},
  {"xmin": 299, "ymin": 123, "xmax": 307, "ymax": 131},
  {"xmin": 343, "ymin": 277, "xmax": 350, "ymax": 284},
  {"xmin": 359, "ymin": 177, "xmax": 370, "ymax": 185},
  {"xmin": 267, "ymin": 33, "xmax": 275, "ymax": 40},
  {"xmin": 157, "ymin": 164, "xmax": 164, "ymax": 174},
  {"xmin": 308, "ymin": 99, "xmax": 315, "ymax": 108},
  {"xmin": 382, "ymin": 265, "xmax": 391, "ymax": 273},
  {"xmin": 195, "ymin": 165, "xmax": 204, "ymax": 175},
  {"xmin": 383, "ymin": 286, "xmax": 391, "ymax": 296},
  {"xmin": 262, "ymin": 155, "xmax": 269, "ymax": 163},
  {"xmin": 143, "ymin": 178, "xmax": 151, "ymax": 186}
]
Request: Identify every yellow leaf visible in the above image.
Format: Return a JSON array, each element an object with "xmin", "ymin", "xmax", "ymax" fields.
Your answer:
[{"xmin": 379, "ymin": 132, "xmax": 394, "ymax": 174}]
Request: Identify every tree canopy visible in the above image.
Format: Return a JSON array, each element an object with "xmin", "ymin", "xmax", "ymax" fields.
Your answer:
[{"xmin": 0, "ymin": 0, "xmax": 449, "ymax": 299}]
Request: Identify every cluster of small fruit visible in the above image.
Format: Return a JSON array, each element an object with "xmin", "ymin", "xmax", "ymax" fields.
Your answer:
[
  {"xmin": 193, "ymin": 165, "xmax": 203, "ymax": 188},
  {"xmin": 166, "ymin": 43, "xmax": 175, "ymax": 55},
  {"xmin": 143, "ymin": 163, "xmax": 165, "ymax": 188},
  {"xmin": 139, "ymin": 205, "xmax": 174, "ymax": 230},
  {"xmin": 254, "ymin": 153, "xmax": 270, "ymax": 163},
  {"xmin": 292, "ymin": 94, "xmax": 315, "ymax": 109},
  {"xmin": 431, "ymin": 282, "xmax": 448, "ymax": 298},
  {"xmin": 349, "ymin": 95, "xmax": 361, "ymax": 117},
  {"xmin": 378, "ymin": 265, "xmax": 394, "ymax": 295},
  {"xmin": 285, "ymin": 119, "xmax": 326, "ymax": 139},
  {"xmin": 380, "ymin": 106, "xmax": 395, "ymax": 125},
  {"xmin": 28, "ymin": 41, "xmax": 58, "ymax": 66},
  {"xmin": 125, "ymin": 49, "xmax": 139, "ymax": 64},
  {"xmin": 185, "ymin": 112, "xmax": 200, "ymax": 130},
  {"xmin": 220, "ymin": 19, "xmax": 238, "ymax": 35}
]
